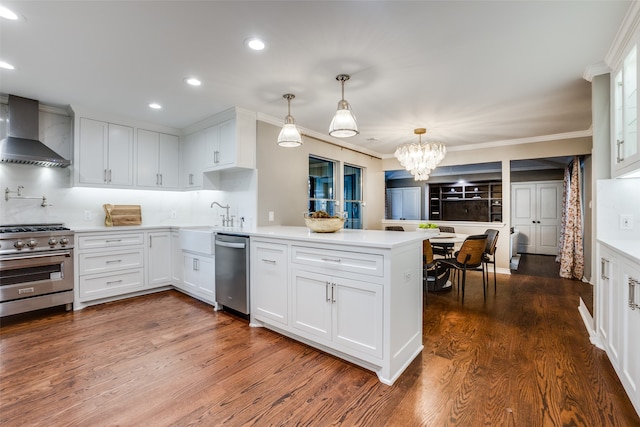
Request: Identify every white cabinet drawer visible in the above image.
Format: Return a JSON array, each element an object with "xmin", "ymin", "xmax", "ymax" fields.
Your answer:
[
  {"xmin": 78, "ymin": 249, "xmax": 144, "ymax": 275},
  {"xmin": 78, "ymin": 269, "xmax": 144, "ymax": 300},
  {"xmin": 78, "ymin": 233, "xmax": 144, "ymax": 250},
  {"xmin": 291, "ymin": 246, "xmax": 384, "ymax": 277}
]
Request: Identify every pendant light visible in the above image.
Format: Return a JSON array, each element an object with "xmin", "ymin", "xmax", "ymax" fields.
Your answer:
[
  {"xmin": 329, "ymin": 74, "xmax": 359, "ymax": 138},
  {"xmin": 277, "ymin": 93, "xmax": 302, "ymax": 147}
]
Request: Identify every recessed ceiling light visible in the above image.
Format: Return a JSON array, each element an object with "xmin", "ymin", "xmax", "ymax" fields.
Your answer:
[
  {"xmin": 0, "ymin": 61, "xmax": 15, "ymax": 70},
  {"xmin": 0, "ymin": 6, "xmax": 18, "ymax": 20},
  {"xmin": 245, "ymin": 38, "xmax": 265, "ymax": 51},
  {"xmin": 185, "ymin": 77, "xmax": 201, "ymax": 86},
  {"xmin": 149, "ymin": 103, "xmax": 162, "ymax": 110}
]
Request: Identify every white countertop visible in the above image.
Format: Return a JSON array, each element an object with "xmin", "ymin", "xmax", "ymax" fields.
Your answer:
[
  {"xmin": 71, "ymin": 224, "xmax": 427, "ymax": 249},
  {"xmin": 251, "ymin": 226, "xmax": 426, "ymax": 249},
  {"xmin": 599, "ymin": 238, "xmax": 640, "ymax": 264}
]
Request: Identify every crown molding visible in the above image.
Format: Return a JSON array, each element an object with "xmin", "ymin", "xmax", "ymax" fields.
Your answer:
[
  {"xmin": 583, "ymin": 62, "xmax": 611, "ymax": 82},
  {"xmin": 605, "ymin": 0, "xmax": 640, "ymax": 68}
]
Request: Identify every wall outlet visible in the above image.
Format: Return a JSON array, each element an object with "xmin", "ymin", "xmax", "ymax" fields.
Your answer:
[
  {"xmin": 269, "ymin": 211, "xmax": 274, "ymax": 222},
  {"xmin": 84, "ymin": 210, "xmax": 91, "ymax": 221},
  {"xmin": 170, "ymin": 210, "xmax": 177, "ymax": 219},
  {"xmin": 620, "ymin": 214, "xmax": 633, "ymax": 229},
  {"xmin": 404, "ymin": 271, "xmax": 412, "ymax": 282}
]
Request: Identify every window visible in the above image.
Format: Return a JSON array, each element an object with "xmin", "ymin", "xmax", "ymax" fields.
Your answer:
[
  {"xmin": 344, "ymin": 164, "xmax": 363, "ymax": 229},
  {"xmin": 308, "ymin": 156, "xmax": 337, "ymax": 216}
]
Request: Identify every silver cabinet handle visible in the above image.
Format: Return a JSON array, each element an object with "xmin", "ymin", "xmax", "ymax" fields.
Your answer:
[
  {"xmin": 261, "ymin": 259, "xmax": 276, "ymax": 264},
  {"xmin": 601, "ymin": 257, "xmax": 609, "ymax": 280},
  {"xmin": 108, "ymin": 169, "xmax": 112, "ymax": 183},
  {"xmin": 105, "ymin": 259, "xmax": 122, "ymax": 264},
  {"xmin": 326, "ymin": 281, "xmax": 331, "ymax": 302},
  {"xmin": 106, "ymin": 239, "xmax": 122, "ymax": 243},
  {"xmin": 321, "ymin": 258, "xmax": 341, "ymax": 263},
  {"xmin": 149, "ymin": 235, "xmax": 153, "ymax": 248},
  {"xmin": 630, "ymin": 277, "xmax": 639, "ymax": 310},
  {"xmin": 189, "ymin": 173, "xmax": 194, "ymax": 185},
  {"xmin": 104, "ymin": 169, "xmax": 108, "ymax": 183},
  {"xmin": 617, "ymin": 140, "xmax": 624, "ymax": 163},
  {"xmin": 159, "ymin": 174, "xmax": 163, "ymax": 186},
  {"xmin": 331, "ymin": 282, "xmax": 336, "ymax": 303},
  {"xmin": 106, "ymin": 280, "xmax": 123, "ymax": 285}
]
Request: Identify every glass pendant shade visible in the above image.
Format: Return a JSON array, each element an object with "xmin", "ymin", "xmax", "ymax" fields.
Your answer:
[
  {"xmin": 329, "ymin": 74, "xmax": 359, "ymax": 138},
  {"xmin": 394, "ymin": 128, "xmax": 446, "ymax": 181},
  {"xmin": 277, "ymin": 94, "xmax": 302, "ymax": 147}
]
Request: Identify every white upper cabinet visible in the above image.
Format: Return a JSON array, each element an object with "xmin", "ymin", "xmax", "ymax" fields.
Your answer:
[
  {"xmin": 77, "ymin": 118, "xmax": 134, "ymax": 187},
  {"xmin": 136, "ymin": 129, "xmax": 180, "ymax": 189},
  {"xmin": 612, "ymin": 36, "xmax": 640, "ymax": 177},
  {"xmin": 199, "ymin": 107, "xmax": 256, "ymax": 172},
  {"xmin": 181, "ymin": 130, "xmax": 204, "ymax": 189}
]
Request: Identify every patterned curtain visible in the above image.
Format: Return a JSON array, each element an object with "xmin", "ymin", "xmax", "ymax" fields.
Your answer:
[{"xmin": 558, "ymin": 157, "xmax": 584, "ymax": 279}]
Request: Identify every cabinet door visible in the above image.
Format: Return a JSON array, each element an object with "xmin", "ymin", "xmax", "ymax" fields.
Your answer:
[
  {"xmin": 195, "ymin": 256, "xmax": 215, "ymax": 302},
  {"xmin": 78, "ymin": 118, "xmax": 108, "ymax": 185},
  {"xmin": 203, "ymin": 125, "xmax": 220, "ymax": 170},
  {"xmin": 182, "ymin": 253, "xmax": 199, "ymax": 293},
  {"xmin": 333, "ymin": 277, "xmax": 383, "ymax": 358},
  {"xmin": 252, "ymin": 241, "xmax": 288, "ymax": 326},
  {"xmin": 158, "ymin": 133, "xmax": 180, "ymax": 188},
  {"xmin": 216, "ymin": 119, "xmax": 235, "ymax": 167},
  {"xmin": 182, "ymin": 131, "xmax": 204, "ymax": 189},
  {"xmin": 291, "ymin": 270, "xmax": 332, "ymax": 341},
  {"xmin": 599, "ymin": 246, "xmax": 622, "ymax": 367},
  {"xmin": 107, "ymin": 123, "xmax": 134, "ymax": 186},
  {"xmin": 613, "ymin": 45, "xmax": 640, "ymax": 177},
  {"xmin": 171, "ymin": 231, "xmax": 183, "ymax": 285},
  {"xmin": 136, "ymin": 129, "xmax": 160, "ymax": 187},
  {"xmin": 147, "ymin": 231, "xmax": 172, "ymax": 287},
  {"xmin": 621, "ymin": 259, "xmax": 640, "ymax": 406}
]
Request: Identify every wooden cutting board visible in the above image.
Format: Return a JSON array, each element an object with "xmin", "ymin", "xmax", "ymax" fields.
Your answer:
[{"xmin": 103, "ymin": 204, "xmax": 142, "ymax": 226}]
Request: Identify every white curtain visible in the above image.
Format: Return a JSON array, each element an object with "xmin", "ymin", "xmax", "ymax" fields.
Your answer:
[{"xmin": 557, "ymin": 157, "xmax": 584, "ymax": 279}]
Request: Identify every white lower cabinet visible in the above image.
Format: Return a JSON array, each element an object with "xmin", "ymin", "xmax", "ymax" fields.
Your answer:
[
  {"xmin": 171, "ymin": 231, "xmax": 183, "ymax": 285},
  {"xmin": 291, "ymin": 269, "xmax": 382, "ymax": 359},
  {"xmin": 250, "ymin": 236, "xmax": 423, "ymax": 385},
  {"xmin": 621, "ymin": 258, "xmax": 640, "ymax": 412},
  {"xmin": 75, "ymin": 229, "xmax": 173, "ymax": 309},
  {"xmin": 251, "ymin": 240, "xmax": 288, "ymax": 326},
  {"xmin": 181, "ymin": 251, "xmax": 215, "ymax": 304},
  {"xmin": 146, "ymin": 230, "xmax": 172, "ymax": 287},
  {"xmin": 76, "ymin": 232, "xmax": 145, "ymax": 306},
  {"xmin": 597, "ymin": 242, "xmax": 640, "ymax": 416}
]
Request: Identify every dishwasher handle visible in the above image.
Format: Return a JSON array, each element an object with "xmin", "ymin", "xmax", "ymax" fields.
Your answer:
[{"xmin": 215, "ymin": 240, "xmax": 246, "ymax": 249}]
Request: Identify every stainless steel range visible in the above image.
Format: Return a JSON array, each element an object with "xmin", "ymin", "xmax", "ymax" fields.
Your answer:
[{"xmin": 0, "ymin": 224, "xmax": 74, "ymax": 316}]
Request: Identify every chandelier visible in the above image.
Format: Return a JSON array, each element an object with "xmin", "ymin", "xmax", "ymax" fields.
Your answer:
[{"xmin": 394, "ymin": 128, "xmax": 446, "ymax": 181}]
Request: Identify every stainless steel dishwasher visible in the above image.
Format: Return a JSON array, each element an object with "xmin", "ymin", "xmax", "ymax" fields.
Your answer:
[{"xmin": 214, "ymin": 233, "xmax": 250, "ymax": 315}]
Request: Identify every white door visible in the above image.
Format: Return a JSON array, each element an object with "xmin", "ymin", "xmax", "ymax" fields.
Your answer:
[
  {"xmin": 251, "ymin": 241, "xmax": 289, "ymax": 326},
  {"xmin": 386, "ymin": 187, "xmax": 420, "ymax": 220},
  {"xmin": 107, "ymin": 123, "xmax": 134, "ymax": 186},
  {"xmin": 158, "ymin": 133, "xmax": 180, "ymax": 188},
  {"xmin": 511, "ymin": 181, "xmax": 563, "ymax": 255},
  {"xmin": 333, "ymin": 278, "xmax": 383, "ymax": 358},
  {"xmin": 291, "ymin": 269, "xmax": 332, "ymax": 341},
  {"xmin": 147, "ymin": 231, "xmax": 172, "ymax": 287}
]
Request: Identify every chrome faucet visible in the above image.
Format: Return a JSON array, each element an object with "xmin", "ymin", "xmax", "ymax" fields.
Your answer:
[{"xmin": 210, "ymin": 202, "xmax": 233, "ymax": 227}]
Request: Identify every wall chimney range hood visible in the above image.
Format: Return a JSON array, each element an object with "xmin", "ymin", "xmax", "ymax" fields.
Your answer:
[{"xmin": 0, "ymin": 95, "xmax": 71, "ymax": 168}]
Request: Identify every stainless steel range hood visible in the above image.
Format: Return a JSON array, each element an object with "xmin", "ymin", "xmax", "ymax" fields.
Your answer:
[{"xmin": 0, "ymin": 95, "xmax": 71, "ymax": 168}]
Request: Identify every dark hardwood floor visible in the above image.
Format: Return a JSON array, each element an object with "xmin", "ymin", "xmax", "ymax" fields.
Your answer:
[{"xmin": 1, "ymin": 271, "xmax": 638, "ymax": 426}]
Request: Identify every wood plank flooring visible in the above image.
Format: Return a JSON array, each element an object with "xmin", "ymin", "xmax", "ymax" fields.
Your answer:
[{"xmin": 1, "ymin": 271, "xmax": 638, "ymax": 426}]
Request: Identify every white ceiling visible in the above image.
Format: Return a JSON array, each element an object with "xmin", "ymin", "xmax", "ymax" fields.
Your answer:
[{"xmin": 0, "ymin": 1, "xmax": 632, "ymax": 157}]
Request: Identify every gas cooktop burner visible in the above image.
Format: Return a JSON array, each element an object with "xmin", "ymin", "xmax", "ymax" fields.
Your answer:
[{"xmin": 0, "ymin": 224, "xmax": 71, "ymax": 234}]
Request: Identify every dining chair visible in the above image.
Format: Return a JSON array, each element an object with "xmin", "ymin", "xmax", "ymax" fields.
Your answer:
[
  {"xmin": 437, "ymin": 234, "xmax": 487, "ymax": 303},
  {"xmin": 432, "ymin": 226, "xmax": 455, "ymax": 258},
  {"xmin": 423, "ymin": 239, "xmax": 435, "ymax": 300},
  {"xmin": 482, "ymin": 229, "xmax": 500, "ymax": 293},
  {"xmin": 385, "ymin": 226, "xmax": 405, "ymax": 231}
]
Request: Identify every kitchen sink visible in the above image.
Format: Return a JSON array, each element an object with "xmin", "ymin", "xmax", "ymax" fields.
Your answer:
[{"xmin": 179, "ymin": 227, "xmax": 216, "ymax": 255}]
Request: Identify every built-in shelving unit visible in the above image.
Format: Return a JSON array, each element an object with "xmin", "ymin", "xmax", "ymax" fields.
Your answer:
[{"xmin": 429, "ymin": 181, "xmax": 502, "ymax": 222}]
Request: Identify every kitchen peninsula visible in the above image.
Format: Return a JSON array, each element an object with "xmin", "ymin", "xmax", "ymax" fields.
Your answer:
[{"xmin": 249, "ymin": 226, "xmax": 425, "ymax": 385}]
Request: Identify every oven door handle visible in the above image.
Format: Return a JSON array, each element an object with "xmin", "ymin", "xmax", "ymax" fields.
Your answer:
[{"xmin": 2, "ymin": 251, "xmax": 72, "ymax": 262}]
